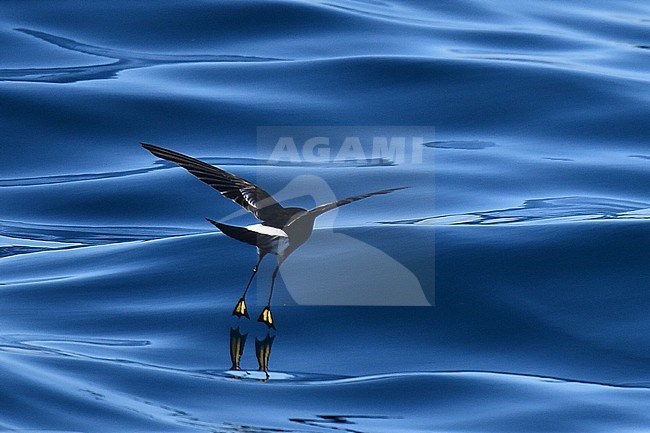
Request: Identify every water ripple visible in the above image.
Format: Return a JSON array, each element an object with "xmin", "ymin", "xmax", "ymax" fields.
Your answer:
[
  {"xmin": 388, "ymin": 196, "xmax": 650, "ymax": 225},
  {"xmin": 424, "ymin": 140, "xmax": 496, "ymax": 150},
  {"xmin": 0, "ymin": 219, "xmax": 197, "ymax": 245},
  {"xmin": 1, "ymin": 1, "xmax": 649, "ymax": 431},
  {"xmin": 0, "ymin": 28, "xmax": 287, "ymax": 83},
  {"xmin": 0, "ymin": 158, "xmax": 394, "ymax": 188}
]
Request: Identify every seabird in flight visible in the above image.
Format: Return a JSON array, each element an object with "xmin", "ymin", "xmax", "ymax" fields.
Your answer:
[{"xmin": 142, "ymin": 143, "xmax": 405, "ymax": 329}]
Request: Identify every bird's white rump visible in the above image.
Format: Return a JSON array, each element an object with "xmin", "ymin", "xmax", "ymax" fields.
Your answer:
[{"xmin": 245, "ymin": 224, "xmax": 288, "ymax": 238}]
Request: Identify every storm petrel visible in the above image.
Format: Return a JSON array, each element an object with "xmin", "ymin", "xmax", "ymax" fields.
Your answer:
[{"xmin": 142, "ymin": 143, "xmax": 404, "ymax": 329}]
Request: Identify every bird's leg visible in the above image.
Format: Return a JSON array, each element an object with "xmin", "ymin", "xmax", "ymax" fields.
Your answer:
[
  {"xmin": 266, "ymin": 265, "xmax": 281, "ymax": 306},
  {"xmin": 258, "ymin": 262, "xmax": 281, "ymax": 329},
  {"xmin": 233, "ymin": 253, "xmax": 264, "ymax": 319}
]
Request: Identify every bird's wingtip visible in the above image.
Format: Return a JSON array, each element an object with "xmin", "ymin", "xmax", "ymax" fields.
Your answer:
[
  {"xmin": 382, "ymin": 186, "xmax": 408, "ymax": 194},
  {"xmin": 206, "ymin": 217, "xmax": 225, "ymax": 230}
]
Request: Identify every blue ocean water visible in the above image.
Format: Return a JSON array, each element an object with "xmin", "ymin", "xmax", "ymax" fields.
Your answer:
[{"xmin": 1, "ymin": 1, "xmax": 650, "ymax": 431}]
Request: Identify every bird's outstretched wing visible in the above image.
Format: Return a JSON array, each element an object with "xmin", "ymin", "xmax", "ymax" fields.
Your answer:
[
  {"xmin": 142, "ymin": 143, "xmax": 288, "ymax": 225},
  {"xmin": 308, "ymin": 187, "xmax": 407, "ymax": 218}
]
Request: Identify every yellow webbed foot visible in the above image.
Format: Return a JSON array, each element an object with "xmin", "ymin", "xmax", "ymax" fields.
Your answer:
[
  {"xmin": 257, "ymin": 306, "xmax": 275, "ymax": 330},
  {"xmin": 232, "ymin": 297, "xmax": 249, "ymax": 319}
]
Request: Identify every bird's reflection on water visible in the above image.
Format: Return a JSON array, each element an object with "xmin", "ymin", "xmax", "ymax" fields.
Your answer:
[
  {"xmin": 229, "ymin": 327, "xmax": 247, "ymax": 372},
  {"xmin": 228, "ymin": 327, "xmax": 275, "ymax": 381},
  {"xmin": 255, "ymin": 333, "xmax": 275, "ymax": 379}
]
